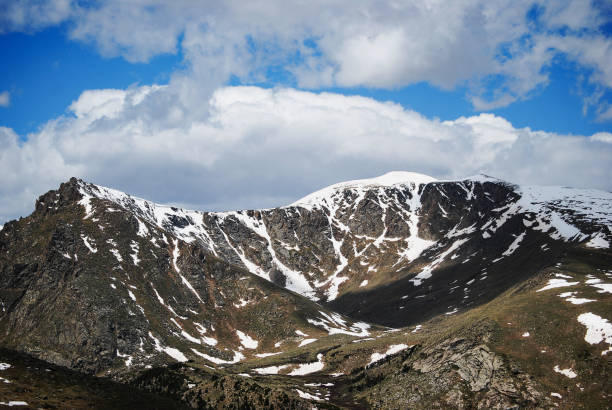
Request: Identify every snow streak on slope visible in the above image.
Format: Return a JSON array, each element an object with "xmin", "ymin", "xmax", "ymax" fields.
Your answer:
[
  {"xmin": 290, "ymin": 172, "xmax": 439, "ymax": 300},
  {"xmin": 75, "ymin": 172, "xmax": 612, "ymax": 302},
  {"xmin": 516, "ymin": 185, "xmax": 612, "ymax": 241}
]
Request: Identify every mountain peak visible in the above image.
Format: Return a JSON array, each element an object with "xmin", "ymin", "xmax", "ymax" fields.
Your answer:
[
  {"xmin": 353, "ymin": 171, "xmax": 438, "ymax": 186},
  {"xmin": 291, "ymin": 171, "xmax": 437, "ymax": 206}
]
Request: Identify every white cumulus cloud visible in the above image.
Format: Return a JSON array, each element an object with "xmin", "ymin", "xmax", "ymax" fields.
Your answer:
[
  {"xmin": 1, "ymin": 0, "xmax": 611, "ymax": 111},
  {"xmin": 0, "ymin": 85, "xmax": 610, "ymax": 223}
]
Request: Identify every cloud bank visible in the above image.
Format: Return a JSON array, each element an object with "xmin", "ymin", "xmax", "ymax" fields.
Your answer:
[
  {"xmin": 0, "ymin": 85, "xmax": 610, "ymax": 223},
  {"xmin": 1, "ymin": 0, "xmax": 611, "ymax": 112},
  {"xmin": 1, "ymin": 1, "xmax": 610, "ymax": 223}
]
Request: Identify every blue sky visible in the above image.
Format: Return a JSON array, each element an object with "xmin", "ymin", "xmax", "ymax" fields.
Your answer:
[
  {"xmin": 0, "ymin": 26, "xmax": 182, "ymax": 136},
  {"xmin": 0, "ymin": 0, "xmax": 611, "ymax": 223}
]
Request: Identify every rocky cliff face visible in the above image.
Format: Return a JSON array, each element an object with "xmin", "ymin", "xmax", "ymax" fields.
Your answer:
[
  {"xmin": 71, "ymin": 172, "xmax": 610, "ymax": 325},
  {"xmin": 0, "ymin": 178, "xmax": 373, "ymax": 377},
  {"xmin": 0, "ymin": 172, "xmax": 610, "ymax": 409}
]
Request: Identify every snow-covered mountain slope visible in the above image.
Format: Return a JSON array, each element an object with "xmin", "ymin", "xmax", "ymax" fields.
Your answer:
[
  {"xmin": 1, "ymin": 173, "xmax": 611, "ymax": 408},
  {"xmin": 0, "ymin": 181, "xmax": 376, "ymax": 377},
  {"xmin": 73, "ymin": 172, "xmax": 611, "ymax": 311}
]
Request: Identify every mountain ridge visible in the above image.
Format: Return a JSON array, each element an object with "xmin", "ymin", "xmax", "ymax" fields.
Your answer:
[
  {"xmin": 0, "ymin": 173, "xmax": 611, "ymax": 408},
  {"xmin": 67, "ymin": 173, "xmax": 610, "ymax": 308}
]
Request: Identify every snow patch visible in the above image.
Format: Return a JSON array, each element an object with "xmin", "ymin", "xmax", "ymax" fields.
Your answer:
[
  {"xmin": 172, "ymin": 239, "xmax": 181, "ymax": 272},
  {"xmin": 152, "ymin": 286, "xmax": 165, "ymax": 305},
  {"xmin": 307, "ymin": 311, "xmax": 370, "ymax": 337},
  {"xmin": 288, "ymin": 353, "xmax": 325, "ymax": 375},
  {"xmin": 149, "ymin": 332, "xmax": 188, "ymax": 362},
  {"xmin": 291, "ymin": 172, "xmax": 437, "ymax": 206},
  {"xmin": 586, "ymin": 233, "xmax": 609, "ymax": 249},
  {"xmin": 566, "ymin": 297, "xmax": 596, "ymax": 305},
  {"xmin": 180, "ymin": 274, "xmax": 204, "ymax": 303},
  {"xmin": 110, "ymin": 248, "xmax": 123, "ymax": 262},
  {"xmin": 236, "ymin": 330, "xmax": 258, "ymax": 349},
  {"xmin": 410, "ymin": 238, "xmax": 468, "ymax": 286},
  {"xmin": 233, "ymin": 298, "xmax": 251, "ymax": 308},
  {"xmin": 553, "ymin": 365, "xmax": 577, "ymax": 378},
  {"xmin": 130, "ymin": 241, "xmax": 140, "ymax": 266},
  {"xmin": 295, "ymin": 389, "xmax": 323, "ymax": 401},
  {"xmin": 191, "ymin": 348, "xmax": 244, "ymax": 364},
  {"xmin": 577, "ymin": 313, "xmax": 612, "ymax": 355},
  {"xmin": 537, "ymin": 278, "xmax": 579, "ymax": 292},
  {"xmin": 368, "ymin": 344, "xmax": 410, "ymax": 366},
  {"xmin": 591, "ymin": 283, "xmax": 612, "ymax": 294},
  {"xmin": 255, "ymin": 352, "xmax": 281, "ymax": 358},
  {"xmin": 181, "ymin": 330, "xmax": 201, "ymax": 345},
  {"xmin": 81, "ymin": 235, "xmax": 97, "ymax": 253},
  {"xmin": 116, "ymin": 350, "xmax": 133, "ymax": 366},
  {"xmin": 78, "ymin": 193, "xmax": 94, "ymax": 218},
  {"xmin": 136, "ymin": 218, "xmax": 149, "ymax": 237},
  {"xmin": 501, "ymin": 232, "xmax": 525, "ymax": 257},
  {"xmin": 253, "ymin": 364, "xmax": 289, "ymax": 375}
]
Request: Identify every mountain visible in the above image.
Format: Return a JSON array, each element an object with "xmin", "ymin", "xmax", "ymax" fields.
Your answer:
[
  {"xmin": 0, "ymin": 172, "xmax": 610, "ymax": 409},
  {"xmin": 71, "ymin": 171, "xmax": 611, "ymax": 325}
]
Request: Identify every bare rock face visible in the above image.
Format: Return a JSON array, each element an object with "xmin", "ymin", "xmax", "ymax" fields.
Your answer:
[
  {"xmin": 411, "ymin": 337, "xmax": 543, "ymax": 409},
  {"xmin": 358, "ymin": 322, "xmax": 545, "ymax": 410},
  {"xmin": 132, "ymin": 364, "xmax": 313, "ymax": 409},
  {"xmin": 0, "ymin": 178, "xmax": 372, "ymax": 376},
  {"xmin": 49, "ymin": 176, "xmax": 609, "ymax": 324},
  {"xmin": 269, "ymin": 268, "xmax": 286, "ymax": 287},
  {"xmin": 412, "ymin": 339, "xmax": 504, "ymax": 392}
]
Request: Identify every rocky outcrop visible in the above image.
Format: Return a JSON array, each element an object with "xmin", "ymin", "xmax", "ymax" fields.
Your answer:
[{"xmin": 358, "ymin": 322, "xmax": 546, "ymax": 409}]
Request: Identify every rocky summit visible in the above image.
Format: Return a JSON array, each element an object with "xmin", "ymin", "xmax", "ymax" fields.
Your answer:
[{"xmin": 0, "ymin": 172, "xmax": 611, "ymax": 409}]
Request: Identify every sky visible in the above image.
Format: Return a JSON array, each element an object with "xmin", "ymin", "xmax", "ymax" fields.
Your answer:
[{"xmin": 0, "ymin": 0, "xmax": 611, "ymax": 224}]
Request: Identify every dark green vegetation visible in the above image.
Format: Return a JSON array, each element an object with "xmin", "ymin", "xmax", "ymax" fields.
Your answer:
[
  {"xmin": 0, "ymin": 176, "xmax": 610, "ymax": 408},
  {"xmin": 0, "ymin": 348, "xmax": 185, "ymax": 409}
]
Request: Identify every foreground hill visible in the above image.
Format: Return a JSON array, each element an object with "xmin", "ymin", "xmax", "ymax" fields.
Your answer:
[{"xmin": 0, "ymin": 172, "xmax": 610, "ymax": 408}]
